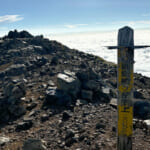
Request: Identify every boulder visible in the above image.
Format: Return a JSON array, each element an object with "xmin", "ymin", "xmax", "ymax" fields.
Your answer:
[
  {"xmin": 4, "ymin": 81, "xmax": 26, "ymax": 104},
  {"xmin": 0, "ymin": 106, "xmax": 10, "ymax": 123},
  {"xmin": 88, "ymin": 69, "xmax": 100, "ymax": 80},
  {"xmin": 81, "ymin": 90, "xmax": 93, "ymax": 101},
  {"xmin": 93, "ymin": 89, "xmax": 110, "ymax": 103},
  {"xmin": 1, "ymin": 38, "xmax": 26, "ymax": 49},
  {"xmin": 57, "ymin": 72, "xmax": 81, "ymax": 99},
  {"xmin": 5, "ymin": 64, "xmax": 26, "ymax": 76},
  {"xmin": 134, "ymin": 89, "xmax": 144, "ymax": 99},
  {"xmin": 134, "ymin": 101, "xmax": 150, "ymax": 119},
  {"xmin": 6, "ymin": 30, "xmax": 33, "ymax": 39},
  {"xmin": 22, "ymin": 139, "xmax": 46, "ymax": 150},
  {"xmin": 8, "ymin": 105, "xmax": 26, "ymax": 117},
  {"xmin": 82, "ymin": 80, "xmax": 99, "ymax": 91},
  {"xmin": 143, "ymin": 120, "xmax": 150, "ymax": 129},
  {"xmin": 45, "ymin": 87, "xmax": 72, "ymax": 106},
  {"xmin": 0, "ymin": 80, "xmax": 26, "ymax": 123},
  {"xmin": 76, "ymin": 69, "xmax": 100, "ymax": 81},
  {"xmin": 45, "ymin": 87, "xmax": 59, "ymax": 104},
  {"xmin": 19, "ymin": 30, "xmax": 34, "ymax": 38},
  {"xmin": 76, "ymin": 71, "xmax": 89, "ymax": 81}
]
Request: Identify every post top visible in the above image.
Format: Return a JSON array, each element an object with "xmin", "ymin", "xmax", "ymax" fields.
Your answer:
[
  {"xmin": 119, "ymin": 26, "xmax": 133, "ymax": 31},
  {"xmin": 118, "ymin": 26, "xmax": 134, "ymax": 48}
]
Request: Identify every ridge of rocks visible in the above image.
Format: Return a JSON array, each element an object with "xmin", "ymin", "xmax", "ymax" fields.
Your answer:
[{"xmin": 0, "ymin": 31, "xmax": 150, "ymax": 149}]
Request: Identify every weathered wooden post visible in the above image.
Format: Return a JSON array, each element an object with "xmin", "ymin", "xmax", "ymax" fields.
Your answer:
[
  {"xmin": 106, "ymin": 26, "xmax": 150, "ymax": 150},
  {"xmin": 117, "ymin": 26, "xmax": 134, "ymax": 150}
]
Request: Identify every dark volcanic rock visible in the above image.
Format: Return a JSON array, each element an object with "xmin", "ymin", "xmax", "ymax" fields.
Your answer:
[
  {"xmin": 5, "ymin": 30, "xmax": 33, "ymax": 39},
  {"xmin": 40, "ymin": 114, "xmax": 49, "ymax": 122},
  {"xmin": 134, "ymin": 101, "xmax": 150, "ymax": 119},
  {"xmin": 81, "ymin": 90, "xmax": 93, "ymax": 101},
  {"xmin": 4, "ymin": 81, "xmax": 26, "ymax": 104},
  {"xmin": 16, "ymin": 120, "xmax": 33, "ymax": 131},
  {"xmin": 8, "ymin": 105, "xmax": 26, "ymax": 118},
  {"xmin": 5, "ymin": 64, "xmax": 26, "ymax": 76},
  {"xmin": 0, "ymin": 80, "xmax": 26, "ymax": 123},
  {"xmin": 62, "ymin": 111, "xmax": 72, "ymax": 121},
  {"xmin": 0, "ymin": 30, "xmax": 150, "ymax": 150},
  {"xmin": 45, "ymin": 87, "xmax": 72, "ymax": 106},
  {"xmin": 22, "ymin": 139, "xmax": 46, "ymax": 150},
  {"xmin": 82, "ymin": 80, "xmax": 99, "ymax": 91},
  {"xmin": 26, "ymin": 102, "xmax": 38, "ymax": 111},
  {"xmin": 57, "ymin": 72, "xmax": 81, "ymax": 99},
  {"xmin": 134, "ymin": 89, "xmax": 144, "ymax": 99}
]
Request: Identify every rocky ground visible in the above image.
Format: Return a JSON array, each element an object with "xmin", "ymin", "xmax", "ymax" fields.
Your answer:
[{"xmin": 0, "ymin": 30, "xmax": 150, "ymax": 150}]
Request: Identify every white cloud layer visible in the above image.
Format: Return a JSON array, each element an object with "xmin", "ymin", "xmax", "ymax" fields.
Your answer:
[
  {"xmin": 0, "ymin": 15, "xmax": 23, "ymax": 24},
  {"xmin": 111, "ymin": 20, "xmax": 150, "ymax": 27},
  {"xmin": 49, "ymin": 29, "xmax": 150, "ymax": 77},
  {"xmin": 64, "ymin": 24, "xmax": 88, "ymax": 29}
]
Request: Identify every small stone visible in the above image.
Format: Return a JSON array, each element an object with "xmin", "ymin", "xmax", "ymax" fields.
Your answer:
[
  {"xmin": 79, "ymin": 135, "xmax": 85, "ymax": 141},
  {"xmin": 112, "ymin": 126, "xmax": 116, "ymax": 132},
  {"xmin": 143, "ymin": 120, "xmax": 150, "ymax": 129},
  {"xmin": 65, "ymin": 137, "xmax": 76, "ymax": 147},
  {"xmin": 26, "ymin": 102, "xmax": 37, "ymax": 110},
  {"xmin": 48, "ymin": 80, "xmax": 55, "ymax": 86},
  {"xmin": 28, "ymin": 110, "xmax": 38, "ymax": 117},
  {"xmin": 76, "ymin": 99, "xmax": 88, "ymax": 106},
  {"xmin": 16, "ymin": 121, "xmax": 33, "ymax": 131},
  {"xmin": 109, "ymin": 98, "xmax": 117, "ymax": 108},
  {"xmin": 62, "ymin": 111, "xmax": 72, "ymax": 121},
  {"xmin": 41, "ymin": 114, "xmax": 49, "ymax": 122},
  {"xmin": 0, "ymin": 137, "xmax": 10, "ymax": 146},
  {"xmin": 96, "ymin": 122, "xmax": 106, "ymax": 129},
  {"xmin": 65, "ymin": 129, "xmax": 75, "ymax": 139},
  {"xmin": 65, "ymin": 129, "xmax": 76, "ymax": 147},
  {"xmin": 102, "ymin": 87, "xmax": 110, "ymax": 95}
]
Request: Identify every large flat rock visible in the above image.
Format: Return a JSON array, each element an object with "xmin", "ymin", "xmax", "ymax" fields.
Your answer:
[{"xmin": 57, "ymin": 71, "xmax": 81, "ymax": 99}]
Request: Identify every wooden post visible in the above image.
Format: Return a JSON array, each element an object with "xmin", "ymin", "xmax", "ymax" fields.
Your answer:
[
  {"xmin": 106, "ymin": 26, "xmax": 150, "ymax": 149},
  {"xmin": 117, "ymin": 26, "xmax": 134, "ymax": 150}
]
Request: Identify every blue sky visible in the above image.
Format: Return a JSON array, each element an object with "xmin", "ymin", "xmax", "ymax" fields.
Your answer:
[{"xmin": 1, "ymin": 0, "xmax": 150, "ymax": 35}]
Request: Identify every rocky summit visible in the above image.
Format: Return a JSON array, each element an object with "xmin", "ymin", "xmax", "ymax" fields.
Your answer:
[{"xmin": 0, "ymin": 30, "xmax": 150, "ymax": 150}]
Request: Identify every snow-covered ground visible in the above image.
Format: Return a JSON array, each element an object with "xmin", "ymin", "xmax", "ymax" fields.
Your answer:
[{"xmin": 47, "ymin": 29, "xmax": 150, "ymax": 77}]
